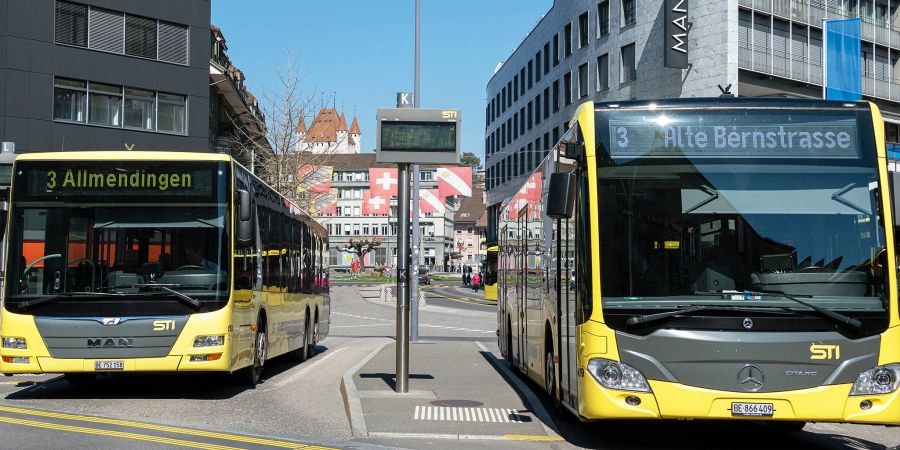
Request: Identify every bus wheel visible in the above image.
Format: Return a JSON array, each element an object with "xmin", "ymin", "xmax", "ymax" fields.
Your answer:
[
  {"xmin": 766, "ymin": 421, "xmax": 805, "ymax": 432},
  {"xmin": 291, "ymin": 314, "xmax": 309, "ymax": 363},
  {"xmin": 65, "ymin": 373, "xmax": 96, "ymax": 385},
  {"xmin": 243, "ymin": 319, "xmax": 267, "ymax": 386},
  {"xmin": 545, "ymin": 349, "xmax": 556, "ymax": 398},
  {"xmin": 506, "ymin": 317, "xmax": 513, "ymax": 364}
]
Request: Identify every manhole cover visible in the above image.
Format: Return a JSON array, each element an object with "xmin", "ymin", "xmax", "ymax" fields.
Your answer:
[{"xmin": 430, "ymin": 399, "xmax": 484, "ymax": 407}]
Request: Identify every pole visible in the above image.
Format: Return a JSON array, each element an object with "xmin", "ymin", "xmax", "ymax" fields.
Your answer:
[
  {"xmin": 822, "ymin": 18, "xmax": 827, "ymax": 99},
  {"xmin": 410, "ymin": 0, "xmax": 422, "ymax": 342},
  {"xmin": 396, "ymin": 164, "xmax": 411, "ymax": 393}
]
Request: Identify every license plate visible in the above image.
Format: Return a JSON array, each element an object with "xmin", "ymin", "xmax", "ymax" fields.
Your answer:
[
  {"xmin": 731, "ymin": 402, "xmax": 773, "ymax": 417},
  {"xmin": 94, "ymin": 360, "xmax": 124, "ymax": 371}
]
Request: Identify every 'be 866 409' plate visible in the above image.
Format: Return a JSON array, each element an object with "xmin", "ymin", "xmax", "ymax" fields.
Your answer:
[
  {"xmin": 731, "ymin": 402, "xmax": 773, "ymax": 416},
  {"xmin": 94, "ymin": 360, "xmax": 124, "ymax": 370}
]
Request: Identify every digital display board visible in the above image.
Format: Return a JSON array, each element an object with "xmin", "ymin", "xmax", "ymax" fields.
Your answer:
[
  {"xmin": 376, "ymin": 108, "xmax": 461, "ymax": 164},
  {"xmin": 380, "ymin": 121, "xmax": 457, "ymax": 152},
  {"xmin": 607, "ymin": 112, "xmax": 860, "ymax": 159}
]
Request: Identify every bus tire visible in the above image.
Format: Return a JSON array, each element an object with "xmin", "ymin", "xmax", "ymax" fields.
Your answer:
[
  {"xmin": 291, "ymin": 312, "xmax": 309, "ymax": 363},
  {"xmin": 766, "ymin": 421, "xmax": 805, "ymax": 432},
  {"xmin": 64, "ymin": 373, "xmax": 96, "ymax": 385},
  {"xmin": 506, "ymin": 316, "xmax": 513, "ymax": 364},
  {"xmin": 242, "ymin": 317, "xmax": 267, "ymax": 387}
]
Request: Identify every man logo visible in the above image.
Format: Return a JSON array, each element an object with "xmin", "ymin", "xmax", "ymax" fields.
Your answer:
[
  {"xmin": 100, "ymin": 318, "xmax": 121, "ymax": 326},
  {"xmin": 87, "ymin": 338, "xmax": 133, "ymax": 348}
]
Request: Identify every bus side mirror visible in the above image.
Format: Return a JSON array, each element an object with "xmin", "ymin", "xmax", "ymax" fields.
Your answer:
[
  {"xmin": 892, "ymin": 173, "xmax": 900, "ymax": 227},
  {"xmin": 547, "ymin": 172, "xmax": 575, "ymax": 219},
  {"xmin": 237, "ymin": 190, "xmax": 254, "ymax": 248}
]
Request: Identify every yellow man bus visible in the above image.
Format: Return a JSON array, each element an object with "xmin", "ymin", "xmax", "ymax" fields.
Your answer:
[
  {"xmin": 484, "ymin": 245, "xmax": 498, "ymax": 302},
  {"xmin": 0, "ymin": 152, "xmax": 329, "ymax": 386},
  {"xmin": 498, "ymin": 99, "xmax": 900, "ymax": 427}
]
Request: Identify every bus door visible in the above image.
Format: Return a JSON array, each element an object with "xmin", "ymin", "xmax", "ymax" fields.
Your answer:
[
  {"xmin": 517, "ymin": 209, "xmax": 527, "ymax": 373},
  {"xmin": 560, "ymin": 204, "xmax": 578, "ymax": 408}
]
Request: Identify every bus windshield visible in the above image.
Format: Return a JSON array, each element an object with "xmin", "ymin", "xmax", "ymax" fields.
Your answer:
[
  {"xmin": 594, "ymin": 107, "xmax": 888, "ymax": 318},
  {"xmin": 4, "ymin": 161, "xmax": 230, "ymax": 316}
]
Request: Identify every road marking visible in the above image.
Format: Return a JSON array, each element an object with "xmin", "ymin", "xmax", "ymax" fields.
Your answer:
[
  {"xmin": 414, "ymin": 406, "xmax": 528, "ymax": 423},
  {"xmin": 0, "ymin": 406, "xmax": 334, "ymax": 449},
  {"xmin": 0, "ymin": 415, "xmax": 242, "ymax": 450},
  {"xmin": 335, "ymin": 312, "xmax": 493, "ymax": 334},
  {"xmin": 267, "ymin": 347, "xmax": 348, "ymax": 389},
  {"xmin": 329, "ymin": 323, "xmax": 391, "ymax": 329},
  {"xmin": 504, "ymin": 434, "xmax": 565, "ymax": 442},
  {"xmin": 424, "ymin": 290, "xmax": 494, "ymax": 308}
]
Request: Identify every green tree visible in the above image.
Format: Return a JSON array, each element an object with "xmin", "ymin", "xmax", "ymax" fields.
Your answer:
[{"xmin": 459, "ymin": 151, "xmax": 482, "ymax": 170}]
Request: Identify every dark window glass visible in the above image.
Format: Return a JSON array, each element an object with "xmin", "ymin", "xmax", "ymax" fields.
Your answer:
[
  {"xmin": 514, "ymin": 75, "xmax": 519, "ymax": 101},
  {"xmin": 543, "ymin": 42, "xmax": 551, "ymax": 74},
  {"xmin": 622, "ymin": 43, "xmax": 636, "ymax": 83},
  {"xmin": 578, "ymin": 63, "xmax": 589, "ymax": 98},
  {"xmin": 564, "ymin": 72, "xmax": 573, "ymax": 105},
  {"xmin": 528, "ymin": 60, "xmax": 534, "ymax": 89},
  {"xmin": 598, "ymin": 53, "xmax": 609, "ymax": 91},
  {"xmin": 598, "ymin": 2, "xmax": 610, "ymax": 36},
  {"xmin": 543, "ymin": 87, "xmax": 551, "ymax": 119},
  {"xmin": 579, "ymin": 11, "xmax": 589, "ymax": 47},
  {"xmin": 564, "ymin": 23, "xmax": 573, "ymax": 56},
  {"xmin": 536, "ymin": 51, "xmax": 542, "ymax": 82},
  {"xmin": 535, "ymin": 94, "xmax": 542, "ymax": 125},
  {"xmin": 623, "ymin": 0, "xmax": 636, "ymax": 27},
  {"xmin": 125, "ymin": 15, "xmax": 157, "ymax": 59},
  {"xmin": 553, "ymin": 33, "xmax": 560, "ymax": 65},
  {"xmin": 53, "ymin": 78, "xmax": 87, "ymax": 122},
  {"xmin": 553, "ymin": 80, "xmax": 560, "ymax": 112},
  {"xmin": 55, "ymin": 1, "xmax": 87, "ymax": 46},
  {"xmin": 89, "ymin": 83, "xmax": 123, "ymax": 127}
]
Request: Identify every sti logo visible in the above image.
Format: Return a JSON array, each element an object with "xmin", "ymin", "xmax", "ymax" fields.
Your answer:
[
  {"xmin": 442, "ymin": 110, "xmax": 458, "ymax": 119},
  {"xmin": 810, "ymin": 344, "xmax": 841, "ymax": 360}
]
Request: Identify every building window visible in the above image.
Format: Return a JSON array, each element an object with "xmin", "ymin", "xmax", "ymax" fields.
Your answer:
[
  {"xmin": 335, "ymin": 224, "xmax": 342, "ymax": 234},
  {"xmin": 420, "ymin": 171, "xmax": 433, "ymax": 181},
  {"xmin": 623, "ymin": 0, "xmax": 636, "ymax": 27},
  {"xmin": 55, "ymin": 1, "xmax": 88, "ymax": 47},
  {"xmin": 579, "ymin": 11, "xmax": 589, "ymax": 47},
  {"xmin": 53, "ymin": 78, "xmax": 87, "ymax": 122},
  {"xmin": 157, "ymin": 93, "xmax": 187, "ymax": 134},
  {"xmin": 527, "ymin": 101, "xmax": 533, "ymax": 130},
  {"xmin": 564, "ymin": 23, "xmax": 573, "ymax": 57},
  {"xmin": 597, "ymin": 54, "xmax": 609, "ymax": 91},
  {"xmin": 578, "ymin": 63, "xmax": 589, "ymax": 98},
  {"xmin": 543, "ymin": 87, "xmax": 550, "ymax": 119},
  {"xmin": 88, "ymin": 83, "xmax": 122, "ymax": 127},
  {"xmin": 535, "ymin": 94, "xmax": 542, "ymax": 125},
  {"xmin": 353, "ymin": 206, "xmax": 361, "ymax": 216},
  {"xmin": 621, "ymin": 43, "xmax": 636, "ymax": 83},
  {"xmin": 519, "ymin": 68, "xmax": 526, "ymax": 95},
  {"xmin": 543, "ymin": 42, "xmax": 551, "ymax": 74},
  {"xmin": 528, "ymin": 60, "xmax": 534, "ymax": 89},
  {"xmin": 552, "ymin": 80, "xmax": 560, "ymax": 112},
  {"xmin": 124, "ymin": 88, "xmax": 155, "ymax": 130},
  {"xmin": 536, "ymin": 51, "xmax": 542, "ymax": 82},
  {"xmin": 89, "ymin": 7, "xmax": 124, "ymax": 53},
  {"xmin": 158, "ymin": 22, "xmax": 189, "ymax": 65},
  {"xmin": 513, "ymin": 75, "xmax": 519, "ymax": 101},
  {"xmin": 598, "ymin": 2, "xmax": 610, "ymax": 37},
  {"xmin": 520, "ymin": 107, "xmax": 526, "ymax": 135},
  {"xmin": 513, "ymin": 112, "xmax": 519, "ymax": 139},
  {"xmin": 125, "ymin": 15, "xmax": 157, "ymax": 59},
  {"xmin": 564, "ymin": 72, "xmax": 573, "ymax": 105},
  {"xmin": 553, "ymin": 33, "xmax": 560, "ymax": 66}
]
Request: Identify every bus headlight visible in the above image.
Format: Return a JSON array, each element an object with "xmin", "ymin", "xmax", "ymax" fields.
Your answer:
[
  {"xmin": 587, "ymin": 358, "xmax": 651, "ymax": 392},
  {"xmin": 1, "ymin": 338, "xmax": 27, "ymax": 349},
  {"xmin": 193, "ymin": 336, "xmax": 224, "ymax": 347},
  {"xmin": 850, "ymin": 364, "xmax": 900, "ymax": 396}
]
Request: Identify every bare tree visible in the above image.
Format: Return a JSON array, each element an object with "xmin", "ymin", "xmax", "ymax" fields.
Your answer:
[
  {"xmin": 222, "ymin": 51, "xmax": 347, "ymax": 211},
  {"xmin": 341, "ymin": 237, "xmax": 383, "ymax": 270}
]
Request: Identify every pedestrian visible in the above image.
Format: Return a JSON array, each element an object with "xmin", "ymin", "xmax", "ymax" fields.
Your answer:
[{"xmin": 472, "ymin": 272, "xmax": 481, "ymax": 291}]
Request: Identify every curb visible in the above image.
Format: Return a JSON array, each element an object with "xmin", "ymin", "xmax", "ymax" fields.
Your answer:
[
  {"xmin": 340, "ymin": 341, "xmax": 389, "ymax": 438},
  {"xmin": 475, "ymin": 341, "xmax": 562, "ymax": 440}
]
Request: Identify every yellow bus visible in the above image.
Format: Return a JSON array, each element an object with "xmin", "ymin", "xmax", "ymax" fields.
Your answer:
[
  {"xmin": 0, "ymin": 152, "xmax": 329, "ymax": 386},
  {"xmin": 484, "ymin": 245, "xmax": 498, "ymax": 302},
  {"xmin": 498, "ymin": 99, "xmax": 900, "ymax": 428}
]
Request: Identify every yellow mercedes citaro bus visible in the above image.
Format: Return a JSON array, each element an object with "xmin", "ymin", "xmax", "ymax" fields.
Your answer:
[
  {"xmin": 484, "ymin": 245, "xmax": 498, "ymax": 302},
  {"xmin": 0, "ymin": 152, "xmax": 330, "ymax": 386},
  {"xmin": 498, "ymin": 99, "xmax": 900, "ymax": 428}
]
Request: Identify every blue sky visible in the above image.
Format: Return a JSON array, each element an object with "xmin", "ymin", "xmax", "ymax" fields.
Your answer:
[{"xmin": 212, "ymin": 0, "xmax": 552, "ymax": 162}]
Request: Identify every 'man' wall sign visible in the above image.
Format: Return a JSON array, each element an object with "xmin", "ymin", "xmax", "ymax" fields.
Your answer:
[{"xmin": 665, "ymin": 0, "xmax": 689, "ymax": 69}]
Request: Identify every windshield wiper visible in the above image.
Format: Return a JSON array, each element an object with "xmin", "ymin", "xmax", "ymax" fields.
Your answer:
[
  {"xmin": 127, "ymin": 284, "xmax": 202, "ymax": 310},
  {"xmin": 626, "ymin": 304, "xmax": 792, "ymax": 328},
  {"xmin": 16, "ymin": 292, "xmax": 125, "ymax": 310},
  {"xmin": 694, "ymin": 290, "xmax": 862, "ymax": 331}
]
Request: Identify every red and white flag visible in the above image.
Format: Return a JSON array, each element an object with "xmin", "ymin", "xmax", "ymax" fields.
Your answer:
[
  {"xmin": 362, "ymin": 189, "xmax": 389, "ymax": 215},
  {"xmin": 369, "ymin": 168, "xmax": 399, "ymax": 197},
  {"xmin": 297, "ymin": 165, "xmax": 333, "ymax": 193},
  {"xmin": 436, "ymin": 167, "xmax": 472, "ymax": 198},
  {"xmin": 419, "ymin": 189, "xmax": 445, "ymax": 214},
  {"xmin": 524, "ymin": 172, "xmax": 542, "ymax": 201},
  {"xmin": 310, "ymin": 188, "xmax": 338, "ymax": 215}
]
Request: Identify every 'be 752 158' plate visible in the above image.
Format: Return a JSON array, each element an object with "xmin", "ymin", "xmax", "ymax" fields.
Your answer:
[
  {"xmin": 94, "ymin": 360, "xmax": 124, "ymax": 370},
  {"xmin": 731, "ymin": 402, "xmax": 773, "ymax": 416}
]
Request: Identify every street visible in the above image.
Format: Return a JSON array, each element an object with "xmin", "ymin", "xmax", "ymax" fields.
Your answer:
[{"xmin": 0, "ymin": 283, "xmax": 897, "ymax": 449}]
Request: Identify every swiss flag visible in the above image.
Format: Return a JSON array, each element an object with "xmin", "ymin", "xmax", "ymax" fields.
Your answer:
[
  {"xmin": 369, "ymin": 168, "xmax": 399, "ymax": 197},
  {"xmin": 436, "ymin": 167, "xmax": 472, "ymax": 198},
  {"xmin": 524, "ymin": 172, "xmax": 542, "ymax": 201},
  {"xmin": 362, "ymin": 189, "xmax": 389, "ymax": 215},
  {"xmin": 419, "ymin": 189, "xmax": 445, "ymax": 214}
]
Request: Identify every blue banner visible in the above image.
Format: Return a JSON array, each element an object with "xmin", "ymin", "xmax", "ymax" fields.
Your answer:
[{"xmin": 825, "ymin": 18, "xmax": 861, "ymax": 101}]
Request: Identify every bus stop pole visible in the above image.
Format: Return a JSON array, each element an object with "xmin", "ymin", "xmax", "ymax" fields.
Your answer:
[
  {"xmin": 396, "ymin": 163, "xmax": 411, "ymax": 393},
  {"xmin": 409, "ymin": 0, "xmax": 421, "ymax": 343}
]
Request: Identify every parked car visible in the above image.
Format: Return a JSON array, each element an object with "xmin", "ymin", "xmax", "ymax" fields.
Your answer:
[{"xmin": 418, "ymin": 267, "xmax": 430, "ymax": 285}]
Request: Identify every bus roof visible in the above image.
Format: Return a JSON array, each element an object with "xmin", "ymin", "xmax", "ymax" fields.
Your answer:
[
  {"xmin": 14, "ymin": 151, "xmax": 232, "ymax": 162},
  {"xmin": 594, "ymin": 97, "xmax": 873, "ymax": 112}
]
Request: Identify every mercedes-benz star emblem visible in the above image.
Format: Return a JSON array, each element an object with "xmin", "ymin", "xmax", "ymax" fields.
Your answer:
[
  {"xmin": 738, "ymin": 365, "xmax": 765, "ymax": 391},
  {"xmin": 742, "ymin": 318, "xmax": 754, "ymax": 329}
]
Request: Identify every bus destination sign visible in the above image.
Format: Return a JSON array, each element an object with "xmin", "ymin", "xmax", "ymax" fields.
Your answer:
[
  {"xmin": 609, "ymin": 116, "xmax": 859, "ymax": 159},
  {"xmin": 23, "ymin": 165, "xmax": 214, "ymax": 198}
]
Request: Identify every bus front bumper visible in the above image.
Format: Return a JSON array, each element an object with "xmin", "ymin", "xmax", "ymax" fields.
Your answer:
[
  {"xmin": 580, "ymin": 378, "xmax": 900, "ymax": 425},
  {"xmin": 1, "ymin": 353, "xmax": 232, "ymax": 374}
]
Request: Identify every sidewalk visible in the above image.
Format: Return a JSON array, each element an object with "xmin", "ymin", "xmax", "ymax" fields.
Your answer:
[{"xmin": 340, "ymin": 339, "xmax": 561, "ymax": 443}]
